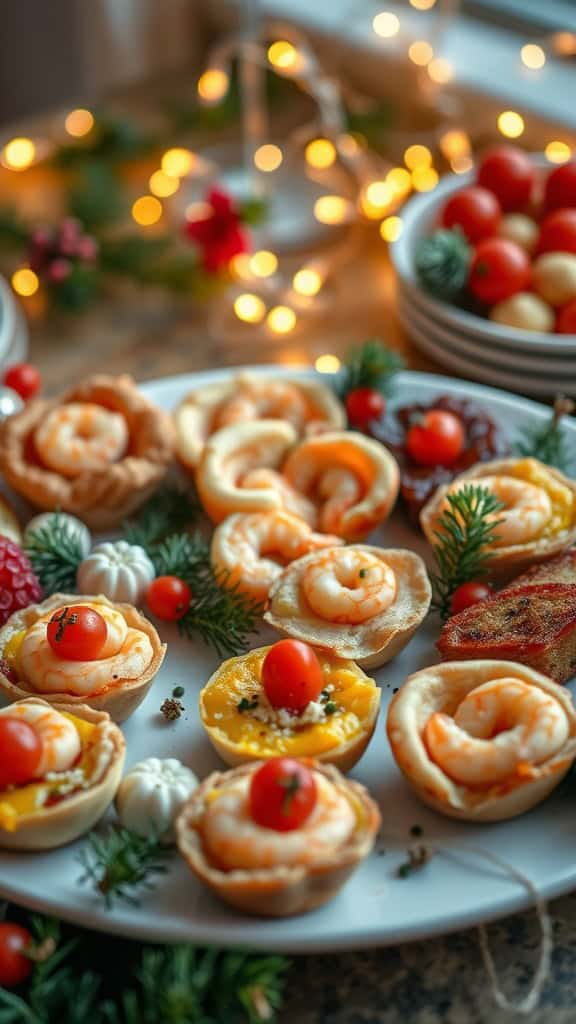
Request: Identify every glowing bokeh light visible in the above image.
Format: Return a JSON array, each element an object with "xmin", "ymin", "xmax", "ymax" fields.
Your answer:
[
  {"xmin": 380, "ymin": 216, "xmax": 404, "ymax": 241},
  {"xmin": 404, "ymin": 144, "xmax": 432, "ymax": 169},
  {"xmin": 65, "ymin": 109, "xmax": 94, "ymax": 137},
  {"xmin": 267, "ymin": 305, "xmax": 296, "ymax": 333},
  {"xmin": 197, "ymin": 69, "xmax": 229, "ymax": 103},
  {"xmin": 372, "ymin": 12, "xmax": 400, "ymax": 38},
  {"xmin": 293, "ymin": 268, "xmax": 323, "ymax": 296},
  {"xmin": 254, "ymin": 144, "xmax": 283, "ymax": 172},
  {"xmin": 315, "ymin": 354, "xmax": 341, "ymax": 373},
  {"xmin": 497, "ymin": 111, "xmax": 525, "ymax": 138},
  {"xmin": 161, "ymin": 148, "xmax": 196, "ymax": 177},
  {"xmin": 545, "ymin": 141, "xmax": 571, "ymax": 164},
  {"xmin": 314, "ymin": 195, "xmax": 349, "ymax": 224},
  {"xmin": 132, "ymin": 196, "xmax": 163, "ymax": 226},
  {"xmin": 249, "ymin": 250, "xmax": 278, "ymax": 277},
  {"xmin": 305, "ymin": 138, "xmax": 337, "ymax": 169},
  {"xmin": 1, "ymin": 137, "xmax": 36, "ymax": 170},
  {"xmin": 521, "ymin": 44, "xmax": 546, "ymax": 70},
  {"xmin": 428, "ymin": 58, "xmax": 453, "ymax": 83},
  {"xmin": 149, "ymin": 170, "xmax": 180, "ymax": 197},
  {"xmin": 233, "ymin": 293, "xmax": 267, "ymax": 323},
  {"xmin": 411, "ymin": 166, "xmax": 439, "ymax": 191},
  {"xmin": 408, "ymin": 41, "xmax": 434, "ymax": 66},
  {"xmin": 11, "ymin": 268, "xmax": 39, "ymax": 297}
]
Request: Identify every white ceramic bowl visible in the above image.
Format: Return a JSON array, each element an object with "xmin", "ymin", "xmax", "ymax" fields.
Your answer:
[{"xmin": 0, "ymin": 275, "xmax": 28, "ymax": 369}]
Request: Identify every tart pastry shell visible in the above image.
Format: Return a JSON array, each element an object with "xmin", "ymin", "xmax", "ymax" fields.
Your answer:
[
  {"xmin": 0, "ymin": 697, "xmax": 125, "ymax": 850},
  {"xmin": 176, "ymin": 761, "xmax": 381, "ymax": 917},
  {"xmin": 264, "ymin": 547, "xmax": 432, "ymax": 668},
  {"xmin": 387, "ymin": 659, "xmax": 576, "ymax": 822},
  {"xmin": 420, "ymin": 457, "xmax": 576, "ymax": 580},
  {"xmin": 0, "ymin": 593, "xmax": 166, "ymax": 723},
  {"xmin": 0, "ymin": 374, "xmax": 175, "ymax": 529}
]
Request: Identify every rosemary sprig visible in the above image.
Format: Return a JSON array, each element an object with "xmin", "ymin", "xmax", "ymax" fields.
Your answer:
[
  {"xmin": 513, "ymin": 396, "xmax": 575, "ymax": 475},
  {"xmin": 77, "ymin": 827, "xmax": 173, "ymax": 908},
  {"xmin": 24, "ymin": 515, "xmax": 84, "ymax": 594},
  {"xmin": 431, "ymin": 484, "xmax": 505, "ymax": 620},
  {"xmin": 336, "ymin": 338, "xmax": 404, "ymax": 400},
  {"xmin": 123, "ymin": 486, "xmax": 200, "ymax": 549},
  {"xmin": 150, "ymin": 531, "xmax": 210, "ymax": 583}
]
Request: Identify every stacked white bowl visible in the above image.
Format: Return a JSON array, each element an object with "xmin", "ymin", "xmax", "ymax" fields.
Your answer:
[
  {"xmin": 391, "ymin": 160, "xmax": 576, "ymax": 397},
  {"xmin": 0, "ymin": 275, "xmax": 28, "ymax": 370}
]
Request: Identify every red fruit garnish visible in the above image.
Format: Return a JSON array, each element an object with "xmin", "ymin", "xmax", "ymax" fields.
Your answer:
[
  {"xmin": 146, "ymin": 576, "xmax": 191, "ymax": 621},
  {"xmin": 468, "ymin": 237, "xmax": 531, "ymax": 305},
  {"xmin": 249, "ymin": 758, "xmax": 317, "ymax": 832},
  {"xmin": 47, "ymin": 605, "xmax": 107, "ymax": 661},
  {"xmin": 477, "ymin": 146, "xmax": 535, "ymax": 212},
  {"xmin": 537, "ymin": 208, "xmax": 576, "ymax": 256},
  {"xmin": 0, "ymin": 716, "xmax": 43, "ymax": 788},
  {"xmin": 345, "ymin": 387, "xmax": 386, "ymax": 431},
  {"xmin": 261, "ymin": 639, "xmax": 324, "ymax": 712},
  {"xmin": 450, "ymin": 581, "xmax": 493, "ymax": 615},
  {"xmin": 3, "ymin": 363, "xmax": 41, "ymax": 401},
  {"xmin": 544, "ymin": 162, "xmax": 576, "ymax": 212},
  {"xmin": 0, "ymin": 923, "xmax": 33, "ymax": 988},
  {"xmin": 441, "ymin": 186, "xmax": 501, "ymax": 243},
  {"xmin": 0, "ymin": 538, "xmax": 42, "ymax": 627},
  {"xmin": 405, "ymin": 409, "xmax": 466, "ymax": 467},
  {"xmin": 556, "ymin": 298, "xmax": 576, "ymax": 335}
]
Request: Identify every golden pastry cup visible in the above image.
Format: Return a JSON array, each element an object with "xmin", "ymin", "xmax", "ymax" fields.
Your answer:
[
  {"xmin": 0, "ymin": 374, "xmax": 175, "ymax": 529},
  {"xmin": 176, "ymin": 760, "xmax": 381, "ymax": 917},
  {"xmin": 175, "ymin": 372, "xmax": 346, "ymax": 472},
  {"xmin": 0, "ymin": 697, "xmax": 125, "ymax": 850},
  {"xmin": 387, "ymin": 659, "xmax": 576, "ymax": 823},
  {"xmin": 0, "ymin": 593, "xmax": 166, "ymax": 723},
  {"xmin": 199, "ymin": 645, "xmax": 381, "ymax": 773},
  {"xmin": 264, "ymin": 546, "xmax": 432, "ymax": 669},
  {"xmin": 420, "ymin": 457, "xmax": 576, "ymax": 580}
]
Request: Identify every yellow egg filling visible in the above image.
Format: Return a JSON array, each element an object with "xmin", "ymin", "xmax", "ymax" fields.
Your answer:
[
  {"xmin": 200, "ymin": 647, "xmax": 378, "ymax": 758},
  {"xmin": 505, "ymin": 459, "xmax": 575, "ymax": 538},
  {"xmin": 3, "ymin": 629, "xmax": 26, "ymax": 671}
]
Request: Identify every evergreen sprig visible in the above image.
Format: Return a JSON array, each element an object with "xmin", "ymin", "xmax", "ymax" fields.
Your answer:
[
  {"xmin": 123, "ymin": 487, "xmax": 201, "ymax": 549},
  {"xmin": 336, "ymin": 339, "xmax": 404, "ymax": 400},
  {"xmin": 513, "ymin": 396, "xmax": 575, "ymax": 475},
  {"xmin": 415, "ymin": 228, "xmax": 471, "ymax": 301},
  {"xmin": 77, "ymin": 827, "xmax": 173, "ymax": 908},
  {"xmin": 430, "ymin": 484, "xmax": 505, "ymax": 620},
  {"xmin": 24, "ymin": 515, "xmax": 85, "ymax": 594}
]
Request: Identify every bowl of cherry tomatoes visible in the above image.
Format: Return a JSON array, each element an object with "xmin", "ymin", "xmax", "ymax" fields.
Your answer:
[{"xmin": 391, "ymin": 147, "xmax": 576, "ymax": 395}]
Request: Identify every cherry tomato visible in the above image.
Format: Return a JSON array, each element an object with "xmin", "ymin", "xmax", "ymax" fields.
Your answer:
[
  {"xmin": 468, "ymin": 238, "xmax": 531, "ymax": 305},
  {"xmin": 249, "ymin": 758, "xmax": 317, "ymax": 832},
  {"xmin": 441, "ymin": 186, "xmax": 501, "ymax": 243},
  {"xmin": 47, "ymin": 605, "xmax": 107, "ymax": 661},
  {"xmin": 0, "ymin": 717, "xmax": 43, "ymax": 788},
  {"xmin": 146, "ymin": 576, "xmax": 191, "ymax": 621},
  {"xmin": 0, "ymin": 923, "xmax": 33, "ymax": 987},
  {"xmin": 537, "ymin": 208, "xmax": 576, "ymax": 255},
  {"xmin": 477, "ymin": 146, "xmax": 535, "ymax": 212},
  {"xmin": 406, "ymin": 409, "xmax": 466, "ymax": 467},
  {"xmin": 557, "ymin": 298, "xmax": 576, "ymax": 334},
  {"xmin": 450, "ymin": 581, "xmax": 493, "ymax": 616},
  {"xmin": 3, "ymin": 363, "xmax": 41, "ymax": 401},
  {"xmin": 261, "ymin": 639, "xmax": 324, "ymax": 712},
  {"xmin": 345, "ymin": 388, "xmax": 386, "ymax": 430},
  {"xmin": 544, "ymin": 161, "xmax": 576, "ymax": 212}
]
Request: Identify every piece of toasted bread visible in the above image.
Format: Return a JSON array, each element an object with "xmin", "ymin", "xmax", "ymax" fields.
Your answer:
[{"xmin": 500, "ymin": 547, "xmax": 576, "ymax": 591}]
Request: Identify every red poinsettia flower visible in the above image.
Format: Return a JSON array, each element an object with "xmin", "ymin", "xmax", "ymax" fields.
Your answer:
[{"xmin": 184, "ymin": 186, "xmax": 249, "ymax": 272}]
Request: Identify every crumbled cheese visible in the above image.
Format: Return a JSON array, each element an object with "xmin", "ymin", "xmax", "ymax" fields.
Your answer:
[
  {"xmin": 45, "ymin": 768, "xmax": 87, "ymax": 796},
  {"xmin": 247, "ymin": 695, "xmax": 340, "ymax": 734},
  {"xmin": 213, "ymin": 712, "xmax": 223, "ymax": 720}
]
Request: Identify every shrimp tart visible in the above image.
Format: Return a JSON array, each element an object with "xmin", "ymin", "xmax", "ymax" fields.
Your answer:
[
  {"xmin": 199, "ymin": 643, "xmax": 381, "ymax": 772},
  {"xmin": 175, "ymin": 371, "xmax": 345, "ymax": 471},
  {"xmin": 265, "ymin": 546, "xmax": 432, "ymax": 669},
  {"xmin": 0, "ymin": 697, "xmax": 125, "ymax": 850},
  {"xmin": 420, "ymin": 457, "xmax": 576, "ymax": 580},
  {"xmin": 0, "ymin": 593, "xmax": 165, "ymax": 723},
  {"xmin": 176, "ymin": 759, "xmax": 381, "ymax": 917},
  {"xmin": 0, "ymin": 373, "xmax": 175, "ymax": 529},
  {"xmin": 387, "ymin": 660, "xmax": 576, "ymax": 822}
]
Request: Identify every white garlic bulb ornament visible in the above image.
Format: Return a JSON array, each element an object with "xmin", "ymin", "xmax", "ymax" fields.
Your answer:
[
  {"xmin": 0, "ymin": 386, "xmax": 23, "ymax": 422},
  {"xmin": 25, "ymin": 512, "xmax": 92, "ymax": 557},
  {"xmin": 77, "ymin": 540, "xmax": 155, "ymax": 604},
  {"xmin": 116, "ymin": 758, "xmax": 198, "ymax": 842}
]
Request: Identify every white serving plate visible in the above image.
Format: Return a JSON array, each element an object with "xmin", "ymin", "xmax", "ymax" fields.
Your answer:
[{"xmin": 1, "ymin": 367, "xmax": 576, "ymax": 953}]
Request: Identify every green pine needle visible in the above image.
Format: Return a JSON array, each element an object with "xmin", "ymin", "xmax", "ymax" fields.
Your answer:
[
  {"xmin": 336, "ymin": 338, "xmax": 404, "ymax": 400},
  {"xmin": 415, "ymin": 228, "xmax": 471, "ymax": 301},
  {"xmin": 24, "ymin": 515, "xmax": 85, "ymax": 594},
  {"xmin": 123, "ymin": 487, "xmax": 200, "ymax": 549},
  {"xmin": 430, "ymin": 484, "xmax": 505, "ymax": 620},
  {"xmin": 77, "ymin": 827, "xmax": 173, "ymax": 908},
  {"xmin": 513, "ymin": 397, "xmax": 575, "ymax": 475}
]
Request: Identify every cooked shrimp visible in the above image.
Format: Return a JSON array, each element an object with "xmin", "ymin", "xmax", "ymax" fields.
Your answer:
[
  {"xmin": 202, "ymin": 772, "xmax": 355, "ymax": 869},
  {"xmin": 0, "ymin": 703, "xmax": 80, "ymax": 775},
  {"xmin": 302, "ymin": 547, "xmax": 397, "ymax": 625},
  {"xmin": 241, "ymin": 469, "xmax": 317, "ymax": 526},
  {"xmin": 215, "ymin": 379, "xmax": 309, "ymax": 432},
  {"xmin": 317, "ymin": 467, "xmax": 362, "ymax": 535},
  {"xmin": 35, "ymin": 403, "xmax": 128, "ymax": 478},
  {"xmin": 446, "ymin": 475, "xmax": 552, "ymax": 547},
  {"xmin": 424, "ymin": 677, "xmax": 569, "ymax": 786},
  {"xmin": 19, "ymin": 603, "xmax": 153, "ymax": 696},
  {"xmin": 211, "ymin": 511, "xmax": 342, "ymax": 601}
]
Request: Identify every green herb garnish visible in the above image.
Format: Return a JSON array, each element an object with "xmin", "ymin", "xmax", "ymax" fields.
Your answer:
[
  {"xmin": 415, "ymin": 227, "xmax": 471, "ymax": 301},
  {"xmin": 24, "ymin": 515, "xmax": 85, "ymax": 594},
  {"xmin": 513, "ymin": 396, "xmax": 575, "ymax": 475},
  {"xmin": 238, "ymin": 697, "xmax": 259, "ymax": 712},
  {"xmin": 336, "ymin": 338, "xmax": 404, "ymax": 401},
  {"xmin": 77, "ymin": 827, "xmax": 173, "ymax": 908}
]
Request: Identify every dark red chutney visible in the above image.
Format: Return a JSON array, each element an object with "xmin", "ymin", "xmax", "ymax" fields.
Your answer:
[{"xmin": 370, "ymin": 395, "xmax": 507, "ymax": 524}]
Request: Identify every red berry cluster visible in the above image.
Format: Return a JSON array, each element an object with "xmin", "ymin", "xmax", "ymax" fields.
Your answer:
[
  {"xmin": 0, "ymin": 537, "xmax": 42, "ymax": 626},
  {"xmin": 27, "ymin": 217, "xmax": 98, "ymax": 285}
]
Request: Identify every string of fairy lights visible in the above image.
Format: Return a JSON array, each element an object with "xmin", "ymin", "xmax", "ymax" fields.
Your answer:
[{"xmin": 1, "ymin": 0, "xmax": 575, "ymax": 351}]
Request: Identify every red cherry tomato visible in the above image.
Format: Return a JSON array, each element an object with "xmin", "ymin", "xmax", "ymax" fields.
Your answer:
[
  {"xmin": 345, "ymin": 388, "xmax": 386, "ymax": 430},
  {"xmin": 544, "ymin": 162, "xmax": 576, "ymax": 212},
  {"xmin": 477, "ymin": 146, "xmax": 535, "ymax": 212},
  {"xmin": 406, "ymin": 410, "xmax": 466, "ymax": 467},
  {"xmin": 146, "ymin": 576, "xmax": 191, "ymax": 621},
  {"xmin": 557, "ymin": 298, "xmax": 576, "ymax": 334},
  {"xmin": 249, "ymin": 758, "xmax": 317, "ymax": 832},
  {"xmin": 261, "ymin": 639, "xmax": 324, "ymax": 713},
  {"xmin": 0, "ymin": 923, "xmax": 33, "ymax": 988},
  {"xmin": 47, "ymin": 605, "xmax": 107, "ymax": 661},
  {"xmin": 0, "ymin": 717, "xmax": 43, "ymax": 788},
  {"xmin": 441, "ymin": 186, "xmax": 501, "ymax": 243},
  {"xmin": 450, "ymin": 581, "xmax": 493, "ymax": 616},
  {"xmin": 3, "ymin": 363, "xmax": 41, "ymax": 401},
  {"xmin": 537, "ymin": 208, "xmax": 576, "ymax": 255},
  {"xmin": 468, "ymin": 238, "xmax": 531, "ymax": 305}
]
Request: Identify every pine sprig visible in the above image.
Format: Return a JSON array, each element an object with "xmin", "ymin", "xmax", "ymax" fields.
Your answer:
[
  {"xmin": 24, "ymin": 515, "xmax": 85, "ymax": 594},
  {"xmin": 513, "ymin": 396, "xmax": 575, "ymax": 475},
  {"xmin": 431, "ymin": 484, "xmax": 505, "ymax": 620},
  {"xmin": 123, "ymin": 486, "xmax": 201, "ymax": 549},
  {"xmin": 150, "ymin": 531, "xmax": 210, "ymax": 582},
  {"xmin": 336, "ymin": 338, "xmax": 404, "ymax": 400},
  {"xmin": 77, "ymin": 827, "xmax": 173, "ymax": 908}
]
